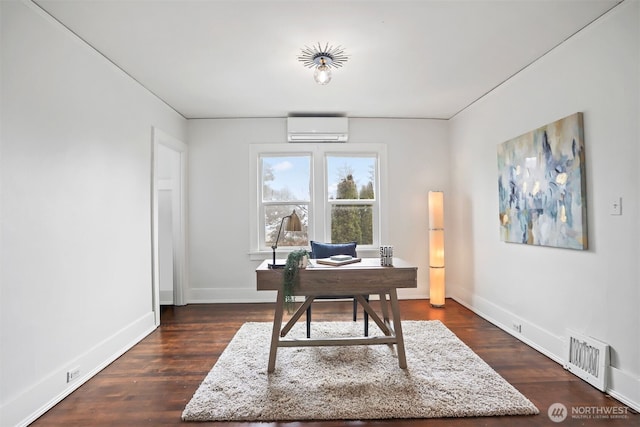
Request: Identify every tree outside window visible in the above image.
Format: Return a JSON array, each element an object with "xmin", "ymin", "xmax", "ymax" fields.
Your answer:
[{"xmin": 327, "ymin": 156, "xmax": 376, "ymax": 245}]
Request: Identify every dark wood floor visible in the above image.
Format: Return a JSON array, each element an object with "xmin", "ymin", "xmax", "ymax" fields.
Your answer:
[{"xmin": 33, "ymin": 299, "xmax": 636, "ymax": 426}]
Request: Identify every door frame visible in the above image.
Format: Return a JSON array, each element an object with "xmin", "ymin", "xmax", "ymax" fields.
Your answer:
[{"xmin": 151, "ymin": 127, "xmax": 188, "ymax": 326}]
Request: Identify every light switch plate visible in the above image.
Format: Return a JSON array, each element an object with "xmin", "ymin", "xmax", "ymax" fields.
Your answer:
[{"xmin": 610, "ymin": 197, "xmax": 622, "ymax": 215}]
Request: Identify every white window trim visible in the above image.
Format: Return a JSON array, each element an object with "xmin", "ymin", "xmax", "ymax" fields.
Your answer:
[
  {"xmin": 322, "ymin": 151, "xmax": 380, "ymax": 246},
  {"xmin": 258, "ymin": 152, "xmax": 312, "ymax": 250},
  {"xmin": 249, "ymin": 143, "xmax": 388, "ymax": 261}
]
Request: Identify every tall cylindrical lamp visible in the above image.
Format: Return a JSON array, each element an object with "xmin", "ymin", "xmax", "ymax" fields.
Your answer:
[{"xmin": 428, "ymin": 191, "xmax": 445, "ymax": 307}]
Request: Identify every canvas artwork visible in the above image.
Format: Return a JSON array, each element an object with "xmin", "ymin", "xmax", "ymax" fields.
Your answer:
[{"xmin": 497, "ymin": 112, "xmax": 587, "ymax": 250}]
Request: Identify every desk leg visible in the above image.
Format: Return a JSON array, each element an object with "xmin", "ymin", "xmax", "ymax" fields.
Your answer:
[
  {"xmin": 268, "ymin": 289, "xmax": 285, "ymax": 373},
  {"xmin": 389, "ymin": 289, "xmax": 407, "ymax": 369},
  {"xmin": 280, "ymin": 296, "xmax": 314, "ymax": 337}
]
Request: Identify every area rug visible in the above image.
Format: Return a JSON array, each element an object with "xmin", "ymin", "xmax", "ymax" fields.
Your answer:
[{"xmin": 182, "ymin": 320, "xmax": 539, "ymax": 421}]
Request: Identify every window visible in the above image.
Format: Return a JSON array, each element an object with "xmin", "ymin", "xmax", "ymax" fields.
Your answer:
[
  {"xmin": 250, "ymin": 143, "xmax": 386, "ymax": 257},
  {"xmin": 261, "ymin": 154, "xmax": 310, "ymax": 248},
  {"xmin": 326, "ymin": 155, "xmax": 377, "ymax": 245}
]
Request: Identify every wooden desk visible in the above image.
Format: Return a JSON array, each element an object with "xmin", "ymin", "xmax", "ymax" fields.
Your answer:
[{"xmin": 256, "ymin": 258, "xmax": 417, "ymax": 372}]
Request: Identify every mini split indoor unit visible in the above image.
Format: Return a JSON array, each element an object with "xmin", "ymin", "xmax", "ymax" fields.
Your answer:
[{"xmin": 287, "ymin": 116, "xmax": 349, "ymax": 142}]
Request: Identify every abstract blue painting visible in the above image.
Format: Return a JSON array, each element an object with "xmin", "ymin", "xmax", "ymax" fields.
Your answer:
[{"xmin": 497, "ymin": 113, "xmax": 587, "ymax": 250}]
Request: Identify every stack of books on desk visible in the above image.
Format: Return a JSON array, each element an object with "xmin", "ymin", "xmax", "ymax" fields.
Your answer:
[{"xmin": 315, "ymin": 255, "xmax": 362, "ymax": 266}]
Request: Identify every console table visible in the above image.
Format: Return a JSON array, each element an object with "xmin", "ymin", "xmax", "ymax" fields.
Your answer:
[{"xmin": 256, "ymin": 258, "xmax": 417, "ymax": 372}]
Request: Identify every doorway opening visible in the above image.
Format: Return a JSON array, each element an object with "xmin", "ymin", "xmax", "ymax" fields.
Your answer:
[{"xmin": 152, "ymin": 128, "xmax": 188, "ymax": 326}]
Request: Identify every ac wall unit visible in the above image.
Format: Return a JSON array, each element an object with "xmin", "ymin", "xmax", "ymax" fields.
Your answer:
[{"xmin": 287, "ymin": 117, "xmax": 348, "ymax": 142}]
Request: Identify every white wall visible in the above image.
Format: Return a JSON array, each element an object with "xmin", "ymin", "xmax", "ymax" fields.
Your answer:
[
  {"xmin": 187, "ymin": 118, "xmax": 448, "ymax": 302},
  {"xmin": 449, "ymin": 0, "xmax": 639, "ymax": 410},
  {"xmin": 0, "ymin": 1, "xmax": 187, "ymax": 425}
]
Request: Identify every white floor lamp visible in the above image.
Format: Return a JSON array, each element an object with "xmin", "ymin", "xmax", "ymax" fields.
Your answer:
[{"xmin": 428, "ymin": 191, "xmax": 445, "ymax": 307}]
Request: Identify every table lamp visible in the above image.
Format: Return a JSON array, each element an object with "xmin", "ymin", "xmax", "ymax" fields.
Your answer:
[{"xmin": 268, "ymin": 209, "xmax": 302, "ymax": 269}]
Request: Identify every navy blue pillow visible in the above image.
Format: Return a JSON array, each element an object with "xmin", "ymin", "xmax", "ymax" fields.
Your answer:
[{"xmin": 310, "ymin": 241, "xmax": 357, "ymax": 259}]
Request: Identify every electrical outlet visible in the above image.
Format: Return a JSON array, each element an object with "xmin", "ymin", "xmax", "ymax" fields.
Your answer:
[
  {"xmin": 66, "ymin": 367, "xmax": 81, "ymax": 383},
  {"xmin": 512, "ymin": 322, "xmax": 522, "ymax": 333}
]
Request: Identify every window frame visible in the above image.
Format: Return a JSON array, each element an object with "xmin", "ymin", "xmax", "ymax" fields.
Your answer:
[
  {"xmin": 249, "ymin": 143, "xmax": 387, "ymax": 260},
  {"xmin": 323, "ymin": 152, "xmax": 380, "ymax": 246},
  {"xmin": 259, "ymin": 153, "xmax": 312, "ymax": 249}
]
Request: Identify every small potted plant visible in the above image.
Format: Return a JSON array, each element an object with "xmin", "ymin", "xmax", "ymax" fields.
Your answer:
[{"xmin": 282, "ymin": 249, "xmax": 309, "ymax": 312}]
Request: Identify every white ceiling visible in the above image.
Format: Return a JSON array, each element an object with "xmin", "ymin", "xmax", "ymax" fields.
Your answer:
[{"xmin": 34, "ymin": 0, "xmax": 621, "ymax": 119}]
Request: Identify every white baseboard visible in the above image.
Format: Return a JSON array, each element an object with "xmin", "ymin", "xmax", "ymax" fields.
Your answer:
[
  {"xmin": 159, "ymin": 289, "xmax": 174, "ymax": 305},
  {"xmin": 450, "ymin": 289, "xmax": 640, "ymax": 413},
  {"xmin": 188, "ymin": 287, "xmax": 278, "ymax": 303},
  {"xmin": 2, "ymin": 312, "xmax": 157, "ymax": 427},
  {"xmin": 450, "ymin": 288, "xmax": 564, "ymax": 363},
  {"xmin": 608, "ymin": 366, "xmax": 640, "ymax": 413}
]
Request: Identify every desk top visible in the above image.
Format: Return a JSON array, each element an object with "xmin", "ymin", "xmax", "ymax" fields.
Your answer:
[
  {"xmin": 256, "ymin": 257, "xmax": 416, "ymax": 271},
  {"xmin": 256, "ymin": 257, "xmax": 417, "ymax": 293}
]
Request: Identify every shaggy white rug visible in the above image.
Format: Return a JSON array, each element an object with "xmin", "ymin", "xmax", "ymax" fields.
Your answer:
[{"xmin": 182, "ymin": 320, "xmax": 539, "ymax": 421}]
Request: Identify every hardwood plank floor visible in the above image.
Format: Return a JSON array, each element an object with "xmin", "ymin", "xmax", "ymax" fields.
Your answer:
[{"xmin": 32, "ymin": 299, "xmax": 636, "ymax": 426}]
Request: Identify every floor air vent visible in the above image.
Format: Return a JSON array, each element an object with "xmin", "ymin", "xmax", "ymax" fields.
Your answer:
[{"xmin": 564, "ymin": 330, "xmax": 609, "ymax": 391}]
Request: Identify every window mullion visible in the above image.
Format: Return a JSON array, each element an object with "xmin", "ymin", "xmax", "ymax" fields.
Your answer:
[{"xmin": 312, "ymin": 148, "xmax": 325, "ymax": 242}]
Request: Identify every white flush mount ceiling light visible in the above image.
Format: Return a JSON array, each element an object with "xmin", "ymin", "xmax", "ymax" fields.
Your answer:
[{"xmin": 298, "ymin": 43, "xmax": 348, "ymax": 85}]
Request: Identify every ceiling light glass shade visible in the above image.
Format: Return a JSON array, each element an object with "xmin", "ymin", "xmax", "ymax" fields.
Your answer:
[
  {"xmin": 299, "ymin": 43, "xmax": 348, "ymax": 85},
  {"xmin": 313, "ymin": 64, "xmax": 332, "ymax": 85}
]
